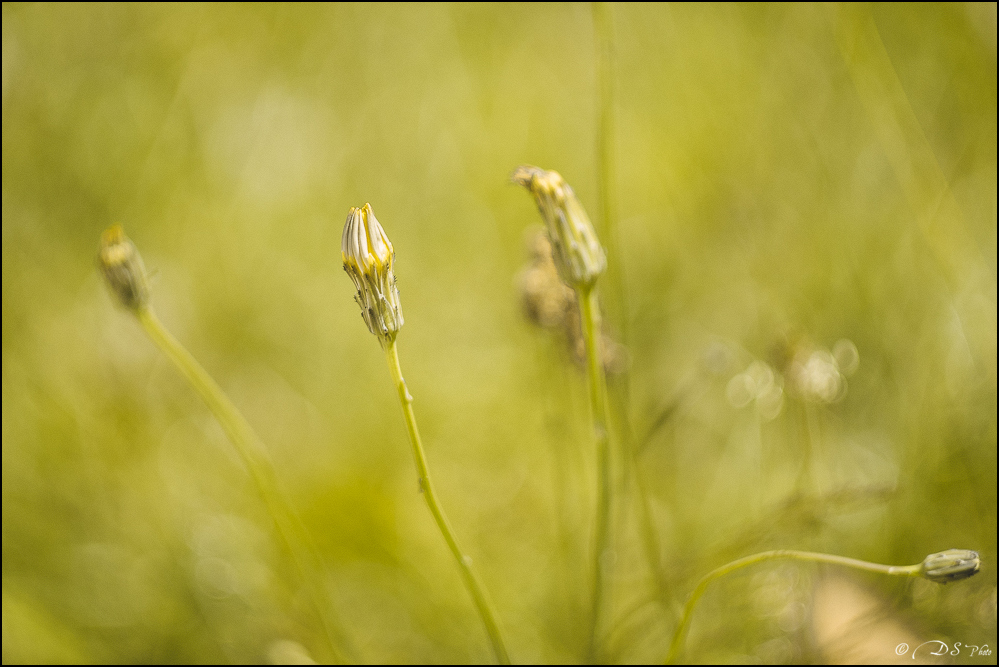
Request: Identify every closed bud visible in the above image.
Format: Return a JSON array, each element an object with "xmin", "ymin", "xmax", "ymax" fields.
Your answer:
[
  {"xmin": 98, "ymin": 225, "xmax": 150, "ymax": 312},
  {"xmin": 342, "ymin": 203, "xmax": 404, "ymax": 346},
  {"xmin": 512, "ymin": 165, "xmax": 606, "ymax": 289},
  {"xmin": 920, "ymin": 549, "xmax": 980, "ymax": 583}
]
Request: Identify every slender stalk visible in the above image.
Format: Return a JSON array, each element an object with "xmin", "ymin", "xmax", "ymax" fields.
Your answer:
[
  {"xmin": 137, "ymin": 308, "xmax": 267, "ymax": 484},
  {"xmin": 594, "ymin": 2, "xmax": 617, "ymax": 265},
  {"xmin": 384, "ymin": 339, "xmax": 511, "ymax": 665},
  {"xmin": 664, "ymin": 550, "xmax": 923, "ymax": 663},
  {"xmin": 579, "ymin": 286, "xmax": 613, "ymax": 663},
  {"xmin": 593, "ymin": 3, "xmax": 625, "ymax": 333},
  {"xmin": 135, "ymin": 306, "xmax": 349, "ymax": 663},
  {"xmin": 594, "ymin": 8, "xmax": 661, "ymax": 660},
  {"xmin": 595, "ymin": 6, "xmax": 662, "ymax": 655},
  {"xmin": 634, "ymin": 462, "xmax": 671, "ymax": 608}
]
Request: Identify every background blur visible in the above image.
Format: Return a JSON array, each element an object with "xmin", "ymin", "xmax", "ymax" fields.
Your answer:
[{"xmin": 3, "ymin": 3, "xmax": 996, "ymax": 664}]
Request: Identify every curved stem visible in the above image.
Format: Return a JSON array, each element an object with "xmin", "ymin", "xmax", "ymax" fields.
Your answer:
[
  {"xmin": 384, "ymin": 339, "xmax": 511, "ymax": 665},
  {"xmin": 579, "ymin": 286, "xmax": 613, "ymax": 663},
  {"xmin": 135, "ymin": 306, "xmax": 349, "ymax": 663},
  {"xmin": 664, "ymin": 550, "xmax": 923, "ymax": 663}
]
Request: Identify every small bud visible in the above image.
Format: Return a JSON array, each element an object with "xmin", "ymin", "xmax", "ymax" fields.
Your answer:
[
  {"xmin": 342, "ymin": 203, "xmax": 404, "ymax": 346},
  {"xmin": 512, "ymin": 165, "xmax": 606, "ymax": 289},
  {"xmin": 920, "ymin": 549, "xmax": 981, "ymax": 583},
  {"xmin": 98, "ymin": 225, "xmax": 150, "ymax": 312}
]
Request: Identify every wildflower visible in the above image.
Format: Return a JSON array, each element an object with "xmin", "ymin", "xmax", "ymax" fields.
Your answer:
[
  {"xmin": 98, "ymin": 225, "xmax": 150, "ymax": 312},
  {"xmin": 342, "ymin": 203, "xmax": 404, "ymax": 346},
  {"xmin": 920, "ymin": 549, "xmax": 981, "ymax": 583},
  {"xmin": 512, "ymin": 165, "xmax": 606, "ymax": 289}
]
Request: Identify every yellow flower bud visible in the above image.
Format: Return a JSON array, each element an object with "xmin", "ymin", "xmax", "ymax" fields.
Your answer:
[
  {"xmin": 98, "ymin": 225, "xmax": 149, "ymax": 312},
  {"xmin": 342, "ymin": 203, "xmax": 404, "ymax": 346},
  {"xmin": 512, "ymin": 165, "xmax": 606, "ymax": 289}
]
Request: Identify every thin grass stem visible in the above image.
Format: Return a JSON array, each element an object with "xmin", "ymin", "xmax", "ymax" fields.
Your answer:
[
  {"xmin": 664, "ymin": 549, "xmax": 923, "ymax": 663},
  {"xmin": 579, "ymin": 286, "xmax": 613, "ymax": 663},
  {"xmin": 384, "ymin": 339, "xmax": 511, "ymax": 665},
  {"xmin": 594, "ymin": 1, "xmax": 618, "ymax": 282},
  {"xmin": 135, "ymin": 306, "xmax": 349, "ymax": 663}
]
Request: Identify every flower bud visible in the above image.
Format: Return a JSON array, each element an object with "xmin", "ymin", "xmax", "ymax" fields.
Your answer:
[
  {"xmin": 512, "ymin": 165, "xmax": 606, "ymax": 289},
  {"xmin": 342, "ymin": 203, "xmax": 404, "ymax": 346},
  {"xmin": 920, "ymin": 549, "xmax": 980, "ymax": 583},
  {"xmin": 98, "ymin": 225, "xmax": 150, "ymax": 312}
]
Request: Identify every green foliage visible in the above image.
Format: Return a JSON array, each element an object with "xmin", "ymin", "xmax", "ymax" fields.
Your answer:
[{"xmin": 3, "ymin": 3, "xmax": 995, "ymax": 664}]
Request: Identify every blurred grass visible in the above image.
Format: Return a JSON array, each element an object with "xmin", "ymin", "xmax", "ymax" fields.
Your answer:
[{"xmin": 2, "ymin": 3, "xmax": 995, "ymax": 664}]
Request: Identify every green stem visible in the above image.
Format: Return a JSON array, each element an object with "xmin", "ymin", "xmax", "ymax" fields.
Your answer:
[
  {"xmin": 595, "ymin": 6, "xmax": 667, "ymax": 655},
  {"xmin": 135, "ymin": 306, "xmax": 349, "ymax": 663},
  {"xmin": 664, "ymin": 550, "xmax": 923, "ymax": 663},
  {"xmin": 634, "ymin": 463, "xmax": 671, "ymax": 607},
  {"xmin": 384, "ymin": 339, "xmax": 511, "ymax": 665},
  {"xmin": 579, "ymin": 286, "xmax": 612, "ymax": 663},
  {"xmin": 137, "ymin": 308, "xmax": 266, "ymax": 485},
  {"xmin": 594, "ymin": 1, "xmax": 617, "ymax": 267}
]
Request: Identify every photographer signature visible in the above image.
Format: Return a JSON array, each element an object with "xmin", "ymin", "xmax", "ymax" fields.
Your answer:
[{"xmin": 895, "ymin": 641, "xmax": 992, "ymax": 659}]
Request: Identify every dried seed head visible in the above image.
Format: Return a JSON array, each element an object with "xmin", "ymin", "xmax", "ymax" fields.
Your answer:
[
  {"xmin": 512, "ymin": 165, "xmax": 606, "ymax": 289},
  {"xmin": 517, "ymin": 229, "xmax": 627, "ymax": 374},
  {"xmin": 519, "ymin": 230, "xmax": 576, "ymax": 330},
  {"xmin": 342, "ymin": 203, "xmax": 404, "ymax": 346},
  {"xmin": 920, "ymin": 549, "xmax": 981, "ymax": 583},
  {"xmin": 98, "ymin": 225, "xmax": 149, "ymax": 312}
]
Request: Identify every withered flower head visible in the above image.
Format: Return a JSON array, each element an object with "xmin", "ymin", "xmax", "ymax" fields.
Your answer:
[{"xmin": 342, "ymin": 203, "xmax": 404, "ymax": 346}]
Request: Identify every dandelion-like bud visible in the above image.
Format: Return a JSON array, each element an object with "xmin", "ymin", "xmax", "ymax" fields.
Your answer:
[
  {"xmin": 920, "ymin": 549, "xmax": 981, "ymax": 583},
  {"xmin": 512, "ymin": 165, "xmax": 606, "ymax": 289},
  {"xmin": 98, "ymin": 225, "xmax": 150, "ymax": 312},
  {"xmin": 342, "ymin": 203, "xmax": 404, "ymax": 346}
]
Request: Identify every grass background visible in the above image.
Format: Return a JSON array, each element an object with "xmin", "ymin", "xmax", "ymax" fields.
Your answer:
[{"xmin": 2, "ymin": 3, "xmax": 996, "ymax": 664}]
